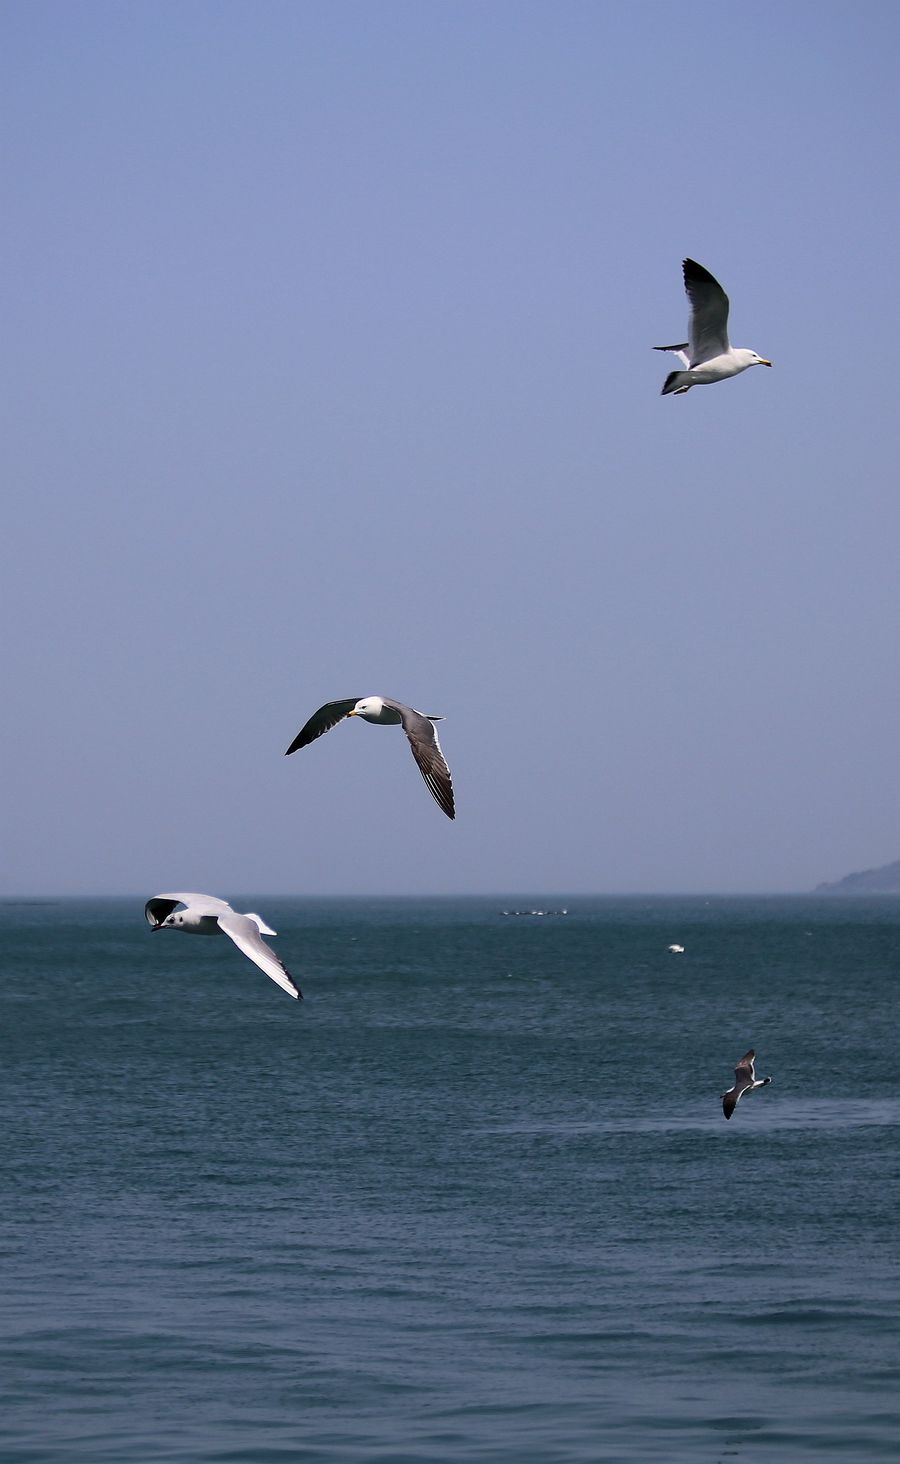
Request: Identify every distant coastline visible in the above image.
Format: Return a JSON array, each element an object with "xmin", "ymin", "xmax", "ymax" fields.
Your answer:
[{"xmin": 815, "ymin": 858, "xmax": 900, "ymax": 894}]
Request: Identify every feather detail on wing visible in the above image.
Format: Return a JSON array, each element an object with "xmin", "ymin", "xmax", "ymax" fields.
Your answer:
[
  {"xmin": 735, "ymin": 1050, "xmax": 756, "ymax": 1081},
  {"xmin": 285, "ymin": 699, "xmax": 360, "ymax": 755},
  {"xmin": 217, "ymin": 912, "xmax": 302, "ymax": 999},
  {"xmin": 395, "ymin": 707, "xmax": 455, "ymax": 820},
  {"xmin": 683, "ymin": 258, "xmax": 730, "ymax": 363},
  {"xmin": 723, "ymin": 1050, "xmax": 756, "ymax": 1118}
]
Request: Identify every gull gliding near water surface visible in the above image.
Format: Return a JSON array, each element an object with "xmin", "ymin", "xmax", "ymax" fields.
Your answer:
[
  {"xmin": 722, "ymin": 1049, "xmax": 772, "ymax": 1120},
  {"xmin": 145, "ymin": 893, "xmax": 302, "ymax": 1000},
  {"xmin": 655, "ymin": 259, "xmax": 772, "ymax": 396},
  {"xmin": 286, "ymin": 697, "xmax": 455, "ymax": 820}
]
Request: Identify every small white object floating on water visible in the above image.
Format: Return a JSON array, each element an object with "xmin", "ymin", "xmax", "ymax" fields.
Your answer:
[
  {"xmin": 667, "ymin": 943, "xmax": 685, "ymax": 953},
  {"xmin": 722, "ymin": 1049, "xmax": 772, "ymax": 1120},
  {"xmin": 145, "ymin": 892, "xmax": 302, "ymax": 1000}
]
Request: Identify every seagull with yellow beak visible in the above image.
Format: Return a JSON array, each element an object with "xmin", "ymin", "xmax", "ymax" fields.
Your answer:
[
  {"xmin": 655, "ymin": 259, "xmax": 772, "ymax": 395},
  {"xmin": 286, "ymin": 696, "xmax": 455, "ymax": 820}
]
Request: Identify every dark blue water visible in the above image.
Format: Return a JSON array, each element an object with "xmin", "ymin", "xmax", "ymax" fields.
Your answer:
[{"xmin": 2, "ymin": 897, "xmax": 898, "ymax": 1461}]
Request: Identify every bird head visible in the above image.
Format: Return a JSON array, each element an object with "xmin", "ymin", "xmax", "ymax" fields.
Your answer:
[{"xmin": 350, "ymin": 697, "xmax": 383, "ymax": 719}]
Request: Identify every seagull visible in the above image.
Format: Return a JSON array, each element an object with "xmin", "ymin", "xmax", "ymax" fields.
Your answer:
[
  {"xmin": 144, "ymin": 893, "xmax": 302, "ymax": 1000},
  {"xmin": 722, "ymin": 1049, "xmax": 772, "ymax": 1119},
  {"xmin": 668, "ymin": 944, "xmax": 685, "ymax": 954},
  {"xmin": 655, "ymin": 259, "xmax": 772, "ymax": 395},
  {"xmin": 285, "ymin": 696, "xmax": 455, "ymax": 820}
]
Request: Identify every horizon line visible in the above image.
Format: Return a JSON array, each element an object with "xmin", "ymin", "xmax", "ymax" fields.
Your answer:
[{"xmin": 1, "ymin": 887, "xmax": 888, "ymax": 902}]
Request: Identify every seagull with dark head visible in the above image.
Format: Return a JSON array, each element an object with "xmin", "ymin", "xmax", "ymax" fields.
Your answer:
[
  {"xmin": 722, "ymin": 1049, "xmax": 772, "ymax": 1120},
  {"xmin": 655, "ymin": 259, "xmax": 772, "ymax": 395},
  {"xmin": 286, "ymin": 696, "xmax": 455, "ymax": 820},
  {"xmin": 145, "ymin": 893, "xmax": 302, "ymax": 1000}
]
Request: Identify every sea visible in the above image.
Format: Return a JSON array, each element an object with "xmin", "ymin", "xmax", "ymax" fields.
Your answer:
[{"xmin": 1, "ymin": 895, "xmax": 898, "ymax": 1462}]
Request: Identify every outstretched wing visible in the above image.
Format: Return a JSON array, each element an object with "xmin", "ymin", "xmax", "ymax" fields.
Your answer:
[
  {"xmin": 145, "ymin": 892, "xmax": 232, "ymax": 927},
  {"xmin": 383, "ymin": 700, "xmax": 455, "ymax": 820},
  {"xmin": 217, "ymin": 912, "xmax": 302, "ymax": 1000},
  {"xmin": 653, "ymin": 343, "xmax": 690, "ymax": 368},
  {"xmin": 684, "ymin": 258, "xmax": 730, "ymax": 363},
  {"xmin": 731, "ymin": 1051, "xmax": 756, "ymax": 1097},
  {"xmin": 723, "ymin": 1049, "xmax": 757, "ymax": 1119},
  {"xmin": 285, "ymin": 699, "xmax": 360, "ymax": 755},
  {"xmin": 735, "ymin": 1050, "xmax": 756, "ymax": 1080}
]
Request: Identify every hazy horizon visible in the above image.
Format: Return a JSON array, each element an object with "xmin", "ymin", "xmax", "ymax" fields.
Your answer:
[{"xmin": 3, "ymin": 882, "xmax": 892, "ymax": 902}]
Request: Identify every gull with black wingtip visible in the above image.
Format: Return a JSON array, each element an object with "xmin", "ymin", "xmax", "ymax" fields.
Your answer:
[
  {"xmin": 655, "ymin": 259, "xmax": 772, "ymax": 395},
  {"xmin": 286, "ymin": 696, "xmax": 455, "ymax": 820},
  {"xmin": 722, "ymin": 1049, "xmax": 772, "ymax": 1120},
  {"xmin": 145, "ymin": 893, "xmax": 302, "ymax": 1000}
]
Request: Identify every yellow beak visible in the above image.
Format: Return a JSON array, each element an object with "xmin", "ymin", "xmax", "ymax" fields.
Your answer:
[{"xmin": 760, "ymin": 358, "xmax": 773, "ymax": 367}]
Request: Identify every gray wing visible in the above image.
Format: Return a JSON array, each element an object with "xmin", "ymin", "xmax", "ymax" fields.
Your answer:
[
  {"xmin": 733, "ymin": 1051, "xmax": 756, "ymax": 1092},
  {"xmin": 145, "ymin": 892, "xmax": 232, "ymax": 926},
  {"xmin": 217, "ymin": 912, "xmax": 302, "ymax": 1000},
  {"xmin": 723, "ymin": 1049, "xmax": 756, "ymax": 1118},
  {"xmin": 285, "ymin": 699, "xmax": 360, "ymax": 755},
  {"xmin": 383, "ymin": 699, "xmax": 456, "ymax": 820},
  {"xmin": 683, "ymin": 258, "xmax": 730, "ymax": 363}
]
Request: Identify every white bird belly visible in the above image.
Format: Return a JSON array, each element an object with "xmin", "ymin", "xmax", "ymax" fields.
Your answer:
[
  {"xmin": 361, "ymin": 707, "xmax": 403, "ymax": 725},
  {"xmin": 690, "ymin": 353, "xmax": 750, "ymax": 384},
  {"xmin": 176, "ymin": 913, "xmax": 221, "ymax": 934}
]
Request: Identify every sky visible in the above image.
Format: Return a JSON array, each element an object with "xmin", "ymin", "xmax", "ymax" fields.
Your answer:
[{"xmin": 3, "ymin": 0, "xmax": 899, "ymax": 896}]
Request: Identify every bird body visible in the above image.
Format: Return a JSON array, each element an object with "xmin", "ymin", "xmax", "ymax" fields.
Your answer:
[
  {"xmin": 656, "ymin": 259, "xmax": 771, "ymax": 395},
  {"xmin": 145, "ymin": 893, "xmax": 301, "ymax": 1000},
  {"xmin": 286, "ymin": 695, "xmax": 455, "ymax": 820},
  {"xmin": 722, "ymin": 1049, "xmax": 772, "ymax": 1119}
]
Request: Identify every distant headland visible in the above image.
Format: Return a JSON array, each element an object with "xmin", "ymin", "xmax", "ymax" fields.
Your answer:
[{"xmin": 815, "ymin": 858, "xmax": 900, "ymax": 894}]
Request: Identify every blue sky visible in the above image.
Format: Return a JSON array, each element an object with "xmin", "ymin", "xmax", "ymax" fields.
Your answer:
[{"xmin": 3, "ymin": 1, "xmax": 899, "ymax": 895}]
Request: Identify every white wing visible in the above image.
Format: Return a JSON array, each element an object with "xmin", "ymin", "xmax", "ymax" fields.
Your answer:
[
  {"xmin": 145, "ymin": 892, "xmax": 233, "ymax": 926},
  {"xmin": 653, "ymin": 344, "xmax": 691, "ymax": 368},
  {"xmin": 217, "ymin": 912, "xmax": 302, "ymax": 1000}
]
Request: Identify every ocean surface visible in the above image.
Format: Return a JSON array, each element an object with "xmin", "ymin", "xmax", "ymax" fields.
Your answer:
[{"xmin": 2, "ymin": 895, "xmax": 898, "ymax": 1462}]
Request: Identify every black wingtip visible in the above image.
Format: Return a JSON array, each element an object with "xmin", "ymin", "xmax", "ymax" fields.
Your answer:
[{"xmin": 683, "ymin": 258, "xmax": 720, "ymax": 287}]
